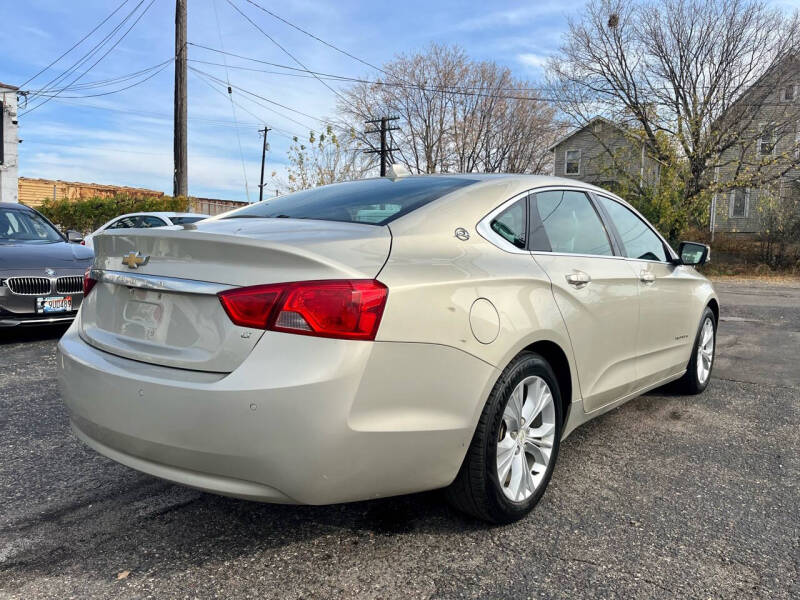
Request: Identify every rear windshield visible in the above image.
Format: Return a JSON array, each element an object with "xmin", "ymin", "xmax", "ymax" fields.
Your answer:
[
  {"xmin": 223, "ymin": 177, "xmax": 478, "ymax": 225},
  {"xmin": 170, "ymin": 216, "xmax": 206, "ymax": 225}
]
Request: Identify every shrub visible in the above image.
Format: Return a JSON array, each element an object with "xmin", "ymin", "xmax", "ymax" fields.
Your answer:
[{"xmin": 38, "ymin": 194, "xmax": 190, "ymax": 233}]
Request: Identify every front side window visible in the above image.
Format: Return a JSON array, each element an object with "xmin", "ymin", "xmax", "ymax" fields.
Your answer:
[
  {"xmin": 490, "ymin": 198, "xmax": 527, "ymax": 249},
  {"xmin": 597, "ymin": 196, "xmax": 668, "ymax": 262},
  {"xmin": 531, "ymin": 190, "xmax": 613, "ymax": 256},
  {"xmin": 782, "ymin": 85, "xmax": 795, "ymax": 102},
  {"xmin": 0, "ymin": 208, "xmax": 63, "ymax": 244},
  {"xmin": 730, "ymin": 189, "xmax": 749, "ymax": 218},
  {"xmin": 565, "ymin": 150, "xmax": 581, "ymax": 175},
  {"xmin": 223, "ymin": 177, "xmax": 477, "ymax": 225},
  {"xmin": 108, "ymin": 217, "xmax": 138, "ymax": 230}
]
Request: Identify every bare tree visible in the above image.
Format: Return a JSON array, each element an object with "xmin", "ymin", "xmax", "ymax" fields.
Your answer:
[
  {"xmin": 548, "ymin": 0, "xmax": 800, "ymax": 209},
  {"xmin": 275, "ymin": 125, "xmax": 374, "ymax": 193},
  {"xmin": 337, "ymin": 44, "xmax": 561, "ymax": 175}
]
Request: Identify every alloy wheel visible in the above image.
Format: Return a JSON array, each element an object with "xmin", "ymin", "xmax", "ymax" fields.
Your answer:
[
  {"xmin": 696, "ymin": 317, "xmax": 715, "ymax": 384},
  {"xmin": 496, "ymin": 376, "xmax": 557, "ymax": 502}
]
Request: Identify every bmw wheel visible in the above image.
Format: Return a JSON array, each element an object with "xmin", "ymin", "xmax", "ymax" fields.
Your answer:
[{"xmin": 446, "ymin": 352, "xmax": 562, "ymax": 523}]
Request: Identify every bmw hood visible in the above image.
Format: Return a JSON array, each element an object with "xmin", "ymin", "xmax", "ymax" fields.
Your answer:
[{"xmin": 0, "ymin": 241, "xmax": 94, "ymax": 274}]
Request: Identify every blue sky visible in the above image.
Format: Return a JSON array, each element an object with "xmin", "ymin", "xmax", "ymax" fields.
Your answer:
[{"xmin": 3, "ymin": 0, "xmax": 798, "ymax": 202}]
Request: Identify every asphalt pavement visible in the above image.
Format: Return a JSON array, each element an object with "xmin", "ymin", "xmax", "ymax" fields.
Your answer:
[{"xmin": 1, "ymin": 279, "xmax": 798, "ymax": 599}]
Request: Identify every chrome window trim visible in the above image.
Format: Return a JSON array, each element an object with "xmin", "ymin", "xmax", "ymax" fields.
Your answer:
[
  {"xmin": 476, "ymin": 190, "xmax": 532, "ymax": 255},
  {"xmin": 478, "ymin": 184, "xmax": 628, "ymax": 259},
  {"xmin": 592, "ymin": 192, "xmax": 679, "ymax": 263},
  {"xmin": 91, "ymin": 269, "xmax": 234, "ymax": 295}
]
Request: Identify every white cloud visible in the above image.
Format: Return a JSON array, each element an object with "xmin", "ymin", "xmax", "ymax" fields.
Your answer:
[
  {"xmin": 517, "ymin": 53, "xmax": 550, "ymax": 70},
  {"xmin": 454, "ymin": 4, "xmax": 564, "ymax": 32}
]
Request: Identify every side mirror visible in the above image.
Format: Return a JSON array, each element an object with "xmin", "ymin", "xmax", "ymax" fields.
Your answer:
[
  {"xmin": 678, "ymin": 241, "xmax": 710, "ymax": 266},
  {"xmin": 66, "ymin": 230, "xmax": 84, "ymax": 244}
]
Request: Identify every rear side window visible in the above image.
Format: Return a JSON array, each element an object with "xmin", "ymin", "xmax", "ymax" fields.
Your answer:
[
  {"xmin": 223, "ymin": 177, "xmax": 478, "ymax": 225},
  {"xmin": 170, "ymin": 216, "xmax": 206, "ymax": 225},
  {"xmin": 490, "ymin": 198, "xmax": 527, "ymax": 249},
  {"xmin": 596, "ymin": 196, "xmax": 667, "ymax": 262},
  {"xmin": 138, "ymin": 216, "xmax": 168, "ymax": 228},
  {"xmin": 531, "ymin": 190, "xmax": 613, "ymax": 256}
]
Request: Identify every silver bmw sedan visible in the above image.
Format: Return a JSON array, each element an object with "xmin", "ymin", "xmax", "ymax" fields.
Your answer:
[{"xmin": 58, "ymin": 174, "xmax": 718, "ymax": 523}]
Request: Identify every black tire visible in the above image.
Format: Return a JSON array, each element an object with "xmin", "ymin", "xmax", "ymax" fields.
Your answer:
[
  {"xmin": 675, "ymin": 307, "xmax": 716, "ymax": 394},
  {"xmin": 446, "ymin": 351, "xmax": 563, "ymax": 524}
]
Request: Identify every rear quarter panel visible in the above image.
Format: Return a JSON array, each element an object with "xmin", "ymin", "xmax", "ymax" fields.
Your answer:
[{"xmin": 376, "ymin": 180, "xmax": 581, "ymax": 431}]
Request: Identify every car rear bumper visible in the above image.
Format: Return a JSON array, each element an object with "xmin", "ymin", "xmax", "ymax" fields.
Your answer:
[{"xmin": 57, "ymin": 317, "xmax": 497, "ymax": 505}]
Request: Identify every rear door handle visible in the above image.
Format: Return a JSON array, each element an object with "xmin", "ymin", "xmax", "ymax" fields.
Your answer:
[
  {"xmin": 565, "ymin": 270, "xmax": 591, "ymax": 288},
  {"xmin": 640, "ymin": 271, "xmax": 656, "ymax": 284}
]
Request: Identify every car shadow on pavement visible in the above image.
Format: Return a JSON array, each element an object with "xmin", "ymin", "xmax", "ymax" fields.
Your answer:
[{"xmin": 0, "ymin": 324, "xmax": 68, "ymax": 345}]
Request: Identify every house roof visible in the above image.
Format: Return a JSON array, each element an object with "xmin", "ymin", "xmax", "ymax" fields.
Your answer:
[
  {"xmin": 548, "ymin": 116, "xmax": 637, "ymax": 151},
  {"xmin": 0, "ymin": 81, "xmax": 19, "ymax": 91}
]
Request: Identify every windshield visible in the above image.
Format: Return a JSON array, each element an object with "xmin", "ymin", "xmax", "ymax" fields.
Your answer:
[
  {"xmin": 223, "ymin": 177, "xmax": 478, "ymax": 225},
  {"xmin": 170, "ymin": 216, "xmax": 207, "ymax": 225},
  {"xmin": 0, "ymin": 208, "xmax": 63, "ymax": 244}
]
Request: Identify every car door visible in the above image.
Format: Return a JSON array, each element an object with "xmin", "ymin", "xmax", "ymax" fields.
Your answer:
[
  {"xmin": 594, "ymin": 195, "xmax": 697, "ymax": 387},
  {"xmin": 530, "ymin": 189, "xmax": 641, "ymax": 413}
]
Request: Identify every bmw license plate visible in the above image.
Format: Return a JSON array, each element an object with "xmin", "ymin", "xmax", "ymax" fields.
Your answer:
[{"xmin": 37, "ymin": 295, "xmax": 72, "ymax": 314}]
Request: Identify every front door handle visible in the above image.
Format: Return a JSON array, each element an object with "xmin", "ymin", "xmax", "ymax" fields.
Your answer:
[
  {"xmin": 565, "ymin": 270, "xmax": 591, "ymax": 288},
  {"xmin": 640, "ymin": 271, "xmax": 656, "ymax": 284}
]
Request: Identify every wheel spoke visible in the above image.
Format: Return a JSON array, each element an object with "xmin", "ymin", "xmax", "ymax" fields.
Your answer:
[
  {"xmin": 507, "ymin": 452, "xmax": 526, "ymax": 500},
  {"xmin": 496, "ymin": 436, "xmax": 516, "ymax": 483},
  {"xmin": 527, "ymin": 421, "xmax": 556, "ymax": 441},
  {"xmin": 505, "ymin": 384, "xmax": 524, "ymax": 427}
]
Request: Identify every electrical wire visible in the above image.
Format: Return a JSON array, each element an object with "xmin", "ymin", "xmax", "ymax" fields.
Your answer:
[
  {"xmin": 21, "ymin": 0, "xmax": 157, "ymax": 116},
  {"xmin": 19, "ymin": 0, "xmax": 133, "ymax": 89},
  {"xmin": 27, "ymin": 60, "xmax": 172, "ymax": 99},
  {"xmin": 224, "ymin": 0, "xmax": 361, "ymax": 113},
  {"xmin": 188, "ymin": 65, "xmax": 328, "ymax": 126},
  {"xmin": 240, "ymin": 0, "xmax": 393, "ymax": 79},
  {"xmin": 188, "ymin": 70, "xmax": 300, "ymax": 139},
  {"xmin": 213, "ymin": 0, "xmax": 251, "ymax": 201},
  {"xmin": 25, "ymin": 0, "xmax": 149, "ymax": 103}
]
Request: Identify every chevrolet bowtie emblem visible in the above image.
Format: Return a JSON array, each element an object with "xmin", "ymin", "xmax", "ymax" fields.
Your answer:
[{"xmin": 122, "ymin": 251, "xmax": 149, "ymax": 269}]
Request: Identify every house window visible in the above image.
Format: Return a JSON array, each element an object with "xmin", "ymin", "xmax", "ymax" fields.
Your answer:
[
  {"xmin": 782, "ymin": 84, "xmax": 795, "ymax": 102},
  {"xmin": 565, "ymin": 150, "xmax": 581, "ymax": 175},
  {"xmin": 759, "ymin": 123, "xmax": 775, "ymax": 155},
  {"xmin": 730, "ymin": 189, "xmax": 750, "ymax": 218}
]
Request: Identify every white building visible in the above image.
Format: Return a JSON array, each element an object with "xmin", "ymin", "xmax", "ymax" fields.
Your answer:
[{"xmin": 0, "ymin": 82, "xmax": 19, "ymax": 203}]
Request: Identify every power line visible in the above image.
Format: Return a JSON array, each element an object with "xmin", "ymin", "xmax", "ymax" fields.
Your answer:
[
  {"xmin": 25, "ymin": 0, "xmax": 149, "ymax": 103},
  {"xmin": 213, "ymin": 0, "xmax": 250, "ymax": 201},
  {"xmin": 188, "ymin": 68, "xmax": 304, "ymax": 138},
  {"xmin": 24, "ymin": 59, "xmax": 173, "ymax": 94},
  {"xmin": 188, "ymin": 43, "xmax": 556, "ymax": 94},
  {"xmin": 21, "ymin": 0, "xmax": 158, "ymax": 116},
  {"xmin": 26, "ymin": 60, "xmax": 172, "ymax": 100},
  {"xmin": 19, "ymin": 0, "xmax": 133, "ymax": 89},
  {"xmin": 240, "ymin": 0, "xmax": 393, "ymax": 79},
  {"xmin": 188, "ymin": 65, "xmax": 328, "ymax": 127},
  {"xmin": 223, "ymin": 0, "xmax": 361, "ymax": 113}
]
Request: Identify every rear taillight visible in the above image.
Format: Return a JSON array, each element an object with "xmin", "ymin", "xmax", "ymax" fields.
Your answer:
[
  {"xmin": 83, "ymin": 269, "xmax": 97, "ymax": 296},
  {"xmin": 218, "ymin": 280, "xmax": 388, "ymax": 340}
]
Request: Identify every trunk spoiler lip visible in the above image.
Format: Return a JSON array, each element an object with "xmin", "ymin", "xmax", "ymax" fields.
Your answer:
[{"xmin": 90, "ymin": 269, "xmax": 234, "ymax": 296}]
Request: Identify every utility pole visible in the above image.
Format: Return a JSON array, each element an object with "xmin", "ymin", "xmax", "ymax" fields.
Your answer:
[
  {"xmin": 173, "ymin": 0, "xmax": 188, "ymax": 197},
  {"xmin": 258, "ymin": 126, "xmax": 271, "ymax": 202},
  {"xmin": 364, "ymin": 116, "xmax": 400, "ymax": 176}
]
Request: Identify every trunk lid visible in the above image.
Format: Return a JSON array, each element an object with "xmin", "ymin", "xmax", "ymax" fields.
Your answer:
[{"xmin": 80, "ymin": 218, "xmax": 391, "ymax": 372}]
